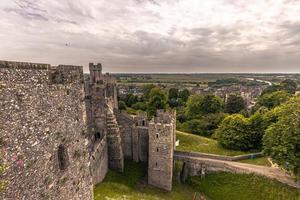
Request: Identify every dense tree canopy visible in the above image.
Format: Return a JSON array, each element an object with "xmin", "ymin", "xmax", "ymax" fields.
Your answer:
[
  {"xmin": 280, "ymin": 79, "xmax": 297, "ymax": 94},
  {"xmin": 216, "ymin": 111, "xmax": 268, "ymax": 151},
  {"xmin": 257, "ymin": 91, "xmax": 291, "ymax": 109},
  {"xmin": 261, "ymin": 79, "xmax": 297, "ymax": 95},
  {"xmin": 263, "ymin": 97, "xmax": 300, "ymax": 178},
  {"xmin": 147, "ymin": 87, "xmax": 167, "ymax": 116},
  {"xmin": 216, "ymin": 114, "xmax": 250, "ymax": 150},
  {"xmin": 118, "ymin": 101, "xmax": 126, "ymax": 110},
  {"xmin": 142, "ymin": 84, "xmax": 156, "ymax": 100},
  {"xmin": 225, "ymin": 94, "xmax": 246, "ymax": 114},
  {"xmin": 178, "ymin": 89, "xmax": 190, "ymax": 102},
  {"xmin": 179, "ymin": 113, "xmax": 227, "ymax": 137},
  {"xmin": 186, "ymin": 94, "xmax": 223, "ymax": 118},
  {"xmin": 168, "ymin": 88, "xmax": 179, "ymax": 100}
]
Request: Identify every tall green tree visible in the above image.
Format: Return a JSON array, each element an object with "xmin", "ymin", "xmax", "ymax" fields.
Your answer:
[
  {"xmin": 201, "ymin": 95, "xmax": 224, "ymax": 114},
  {"xmin": 263, "ymin": 97, "xmax": 300, "ymax": 178},
  {"xmin": 118, "ymin": 101, "xmax": 126, "ymax": 110},
  {"xmin": 168, "ymin": 88, "xmax": 178, "ymax": 100},
  {"xmin": 147, "ymin": 87, "xmax": 167, "ymax": 116},
  {"xmin": 125, "ymin": 93, "xmax": 138, "ymax": 107},
  {"xmin": 225, "ymin": 94, "xmax": 246, "ymax": 114},
  {"xmin": 216, "ymin": 114, "xmax": 251, "ymax": 150},
  {"xmin": 142, "ymin": 84, "xmax": 156, "ymax": 100},
  {"xmin": 168, "ymin": 88, "xmax": 179, "ymax": 108},
  {"xmin": 186, "ymin": 94, "xmax": 223, "ymax": 118},
  {"xmin": 178, "ymin": 89, "xmax": 190, "ymax": 102}
]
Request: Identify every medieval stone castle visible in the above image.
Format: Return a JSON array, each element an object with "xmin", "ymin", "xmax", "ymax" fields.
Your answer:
[{"xmin": 0, "ymin": 61, "xmax": 176, "ymax": 200}]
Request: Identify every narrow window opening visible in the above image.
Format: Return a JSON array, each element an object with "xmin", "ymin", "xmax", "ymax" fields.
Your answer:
[
  {"xmin": 156, "ymin": 133, "xmax": 159, "ymax": 139},
  {"xmin": 157, "ymin": 148, "xmax": 159, "ymax": 152},
  {"xmin": 142, "ymin": 120, "xmax": 145, "ymax": 126},
  {"xmin": 155, "ymin": 162, "xmax": 158, "ymax": 167},
  {"xmin": 58, "ymin": 144, "xmax": 68, "ymax": 170},
  {"xmin": 95, "ymin": 132, "xmax": 101, "ymax": 141}
]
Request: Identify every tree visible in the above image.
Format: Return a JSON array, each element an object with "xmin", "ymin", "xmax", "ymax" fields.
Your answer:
[
  {"xmin": 201, "ymin": 95, "xmax": 224, "ymax": 114},
  {"xmin": 280, "ymin": 79, "xmax": 297, "ymax": 94},
  {"xmin": 178, "ymin": 89, "xmax": 190, "ymax": 102},
  {"xmin": 118, "ymin": 101, "xmax": 126, "ymax": 110},
  {"xmin": 168, "ymin": 88, "xmax": 178, "ymax": 100},
  {"xmin": 247, "ymin": 111, "xmax": 268, "ymax": 150},
  {"xmin": 168, "ymin": 88, "xmax": 179, "ymax": 108},
  {"xmin": 131, "ymin": 102, "xmax": 147, "ymax": 111},
  {"xmin": 125, "ymin": 93, "xmax": 138, "ymax": 107},
  {"xmin": 263, "ymin": 97, "xmax": 300, "ymax": 178},
  {"xmin": 225, "ymin": 94, "xmax": 246, "ymax": 114},
  {"xmin": 168, "ymin": 98, "xmax": 179, "ymax": 108},
  {"xmin": 185, "ymin": 95, "xmax": 204, "ymax": 118},
  {"xmin": 142, "ymin": 84, "xmax": 156, "ymax": 100},
  {"xmin": 261, "ymin": 79, "xmax": 297, "ymax": 95},
  {"xmin": 257, "ymin": 91, "xmax": 291, "ymax": 109},
  {"xmin": 261, "ymin": 85, "xmax": 281, "ymax": 95},
  {"xmin": 147, "ymin": 87, "xmax": 167, "ymax": 116},
  {"xmin": 186, "ymin": 94, "xmax": 223, "ymax": 118},
  {"xmin": 216, "ymin": 114, "xmax": 250, "ymax": 150},
  {"xmin": 180, "ymin": 113, "xmax": 227, "ymax": 137}
]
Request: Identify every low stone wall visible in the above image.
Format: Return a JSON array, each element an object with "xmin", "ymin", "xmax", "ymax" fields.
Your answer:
[
  {"xmin": 174, "ymin": 152, "xmax": 300, "ymax": 188},
  {"xmin": 174, "ymin": 150, "xmax": 263, "ymax": 161}
]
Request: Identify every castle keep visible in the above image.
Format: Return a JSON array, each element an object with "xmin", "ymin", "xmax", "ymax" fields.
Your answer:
[{"xmin": 0, "ymin": 60, "xmax": 176, "ymax": 200}]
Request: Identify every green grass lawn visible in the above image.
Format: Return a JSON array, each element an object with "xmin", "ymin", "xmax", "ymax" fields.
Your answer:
[
  {"xmin": 94, "ymin": 161, "xmax": 300, "ymax": 200},
  {"xmin": 176, "ymin": 131, "xmax": 250, "ymax": 156},
  {"xmin": 94, "ymin": 160, "xmax": 197, "ymax": 200},
  {"xmin": 176, "ymin": 131, "xmax": 271, "ymax": 167},
  {"xmin": 189, "ymin": 172, "xmax": 300, "ymax": 200}
]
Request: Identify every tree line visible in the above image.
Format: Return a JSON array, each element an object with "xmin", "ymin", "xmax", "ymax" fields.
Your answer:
[{"xmin": 118, "ymin": 79, "xmax": 299, "ymax": 178}]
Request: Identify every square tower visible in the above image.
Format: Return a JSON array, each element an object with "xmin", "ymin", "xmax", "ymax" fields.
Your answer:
[{"xmin": 148, "ymin": 111, "xmax": 175, "ymax": 191}]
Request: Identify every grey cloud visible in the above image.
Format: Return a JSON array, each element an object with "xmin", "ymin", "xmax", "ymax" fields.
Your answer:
[
  {"xmin": 5, "ymin": 0, "xmax": 48, "ymax": 21},
  {"xmin": 0, "ymin": 0, "xmax": 300, "ymax": 73}
]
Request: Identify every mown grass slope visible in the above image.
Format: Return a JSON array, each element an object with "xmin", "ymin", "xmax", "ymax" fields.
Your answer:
[
  {"xmin": 189, "ymin": 172, "xmax": 300, "ymax": 200},
  {"xmin": 94, "ymin": 161, "xmax": 299, "ymax": 200},
  {"xmin": 176, "ymin": 131, "xmax": 271, "ymax": 166},
  {"xmin": 176, "ymin": 131, "xmax": 249, "ymax": 156}
]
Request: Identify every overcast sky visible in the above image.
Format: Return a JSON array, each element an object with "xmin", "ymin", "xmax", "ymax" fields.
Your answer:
[{"xmin": 1, "ymin": 0, "xmax": 300, "ymax": 73}]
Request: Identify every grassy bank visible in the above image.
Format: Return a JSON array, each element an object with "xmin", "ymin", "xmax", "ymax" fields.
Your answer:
[
  {"xmin": 176, "ymin": 131, "xmax": 249, "ymax": 156},
  {"xmin": 176, "ymin": 131, "xmax": 271, "ymax": 166},
  {"xmin": 94, "ymin": 161, "xmax": 299, "ymax": 200},
  {"xmin": 94, "ymin": 161, "xmax": 197, "ymax": 200},
  {"xmin": 189, "ymin": 172, "xmax": 300, "ymax": 200}
]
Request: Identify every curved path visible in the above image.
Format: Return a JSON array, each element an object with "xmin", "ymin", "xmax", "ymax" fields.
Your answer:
[{"xmin": 174, "ymin": 151, "xmax": 300, "ymax": 189}]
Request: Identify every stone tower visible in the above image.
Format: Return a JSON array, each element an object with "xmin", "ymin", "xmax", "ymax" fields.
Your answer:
[{"xmin": 148, "ymin": 110, "xmax": 176, "ymax": 191}]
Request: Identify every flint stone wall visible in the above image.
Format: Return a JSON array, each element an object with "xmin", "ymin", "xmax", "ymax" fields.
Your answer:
[{"xmin": 0, "ymin": 61, "xmax": 93, "ymax": 200}]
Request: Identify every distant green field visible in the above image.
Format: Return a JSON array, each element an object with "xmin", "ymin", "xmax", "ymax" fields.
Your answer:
[
  {"xmin": 176, "ymin": 131, "xmax": 249, "ymax": 156},
  {"xmin": 116, "ymin": 73, "xmax": 300, "ymax": 84},
  {"xmin": 94, "ymin": 161, "xmax": 300, "ymax": 200}
]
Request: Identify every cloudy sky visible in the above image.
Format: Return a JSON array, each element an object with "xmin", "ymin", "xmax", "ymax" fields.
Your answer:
[{"xmin": 0, "ymin": 0, "xmax": 300, "ymax": 73}]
